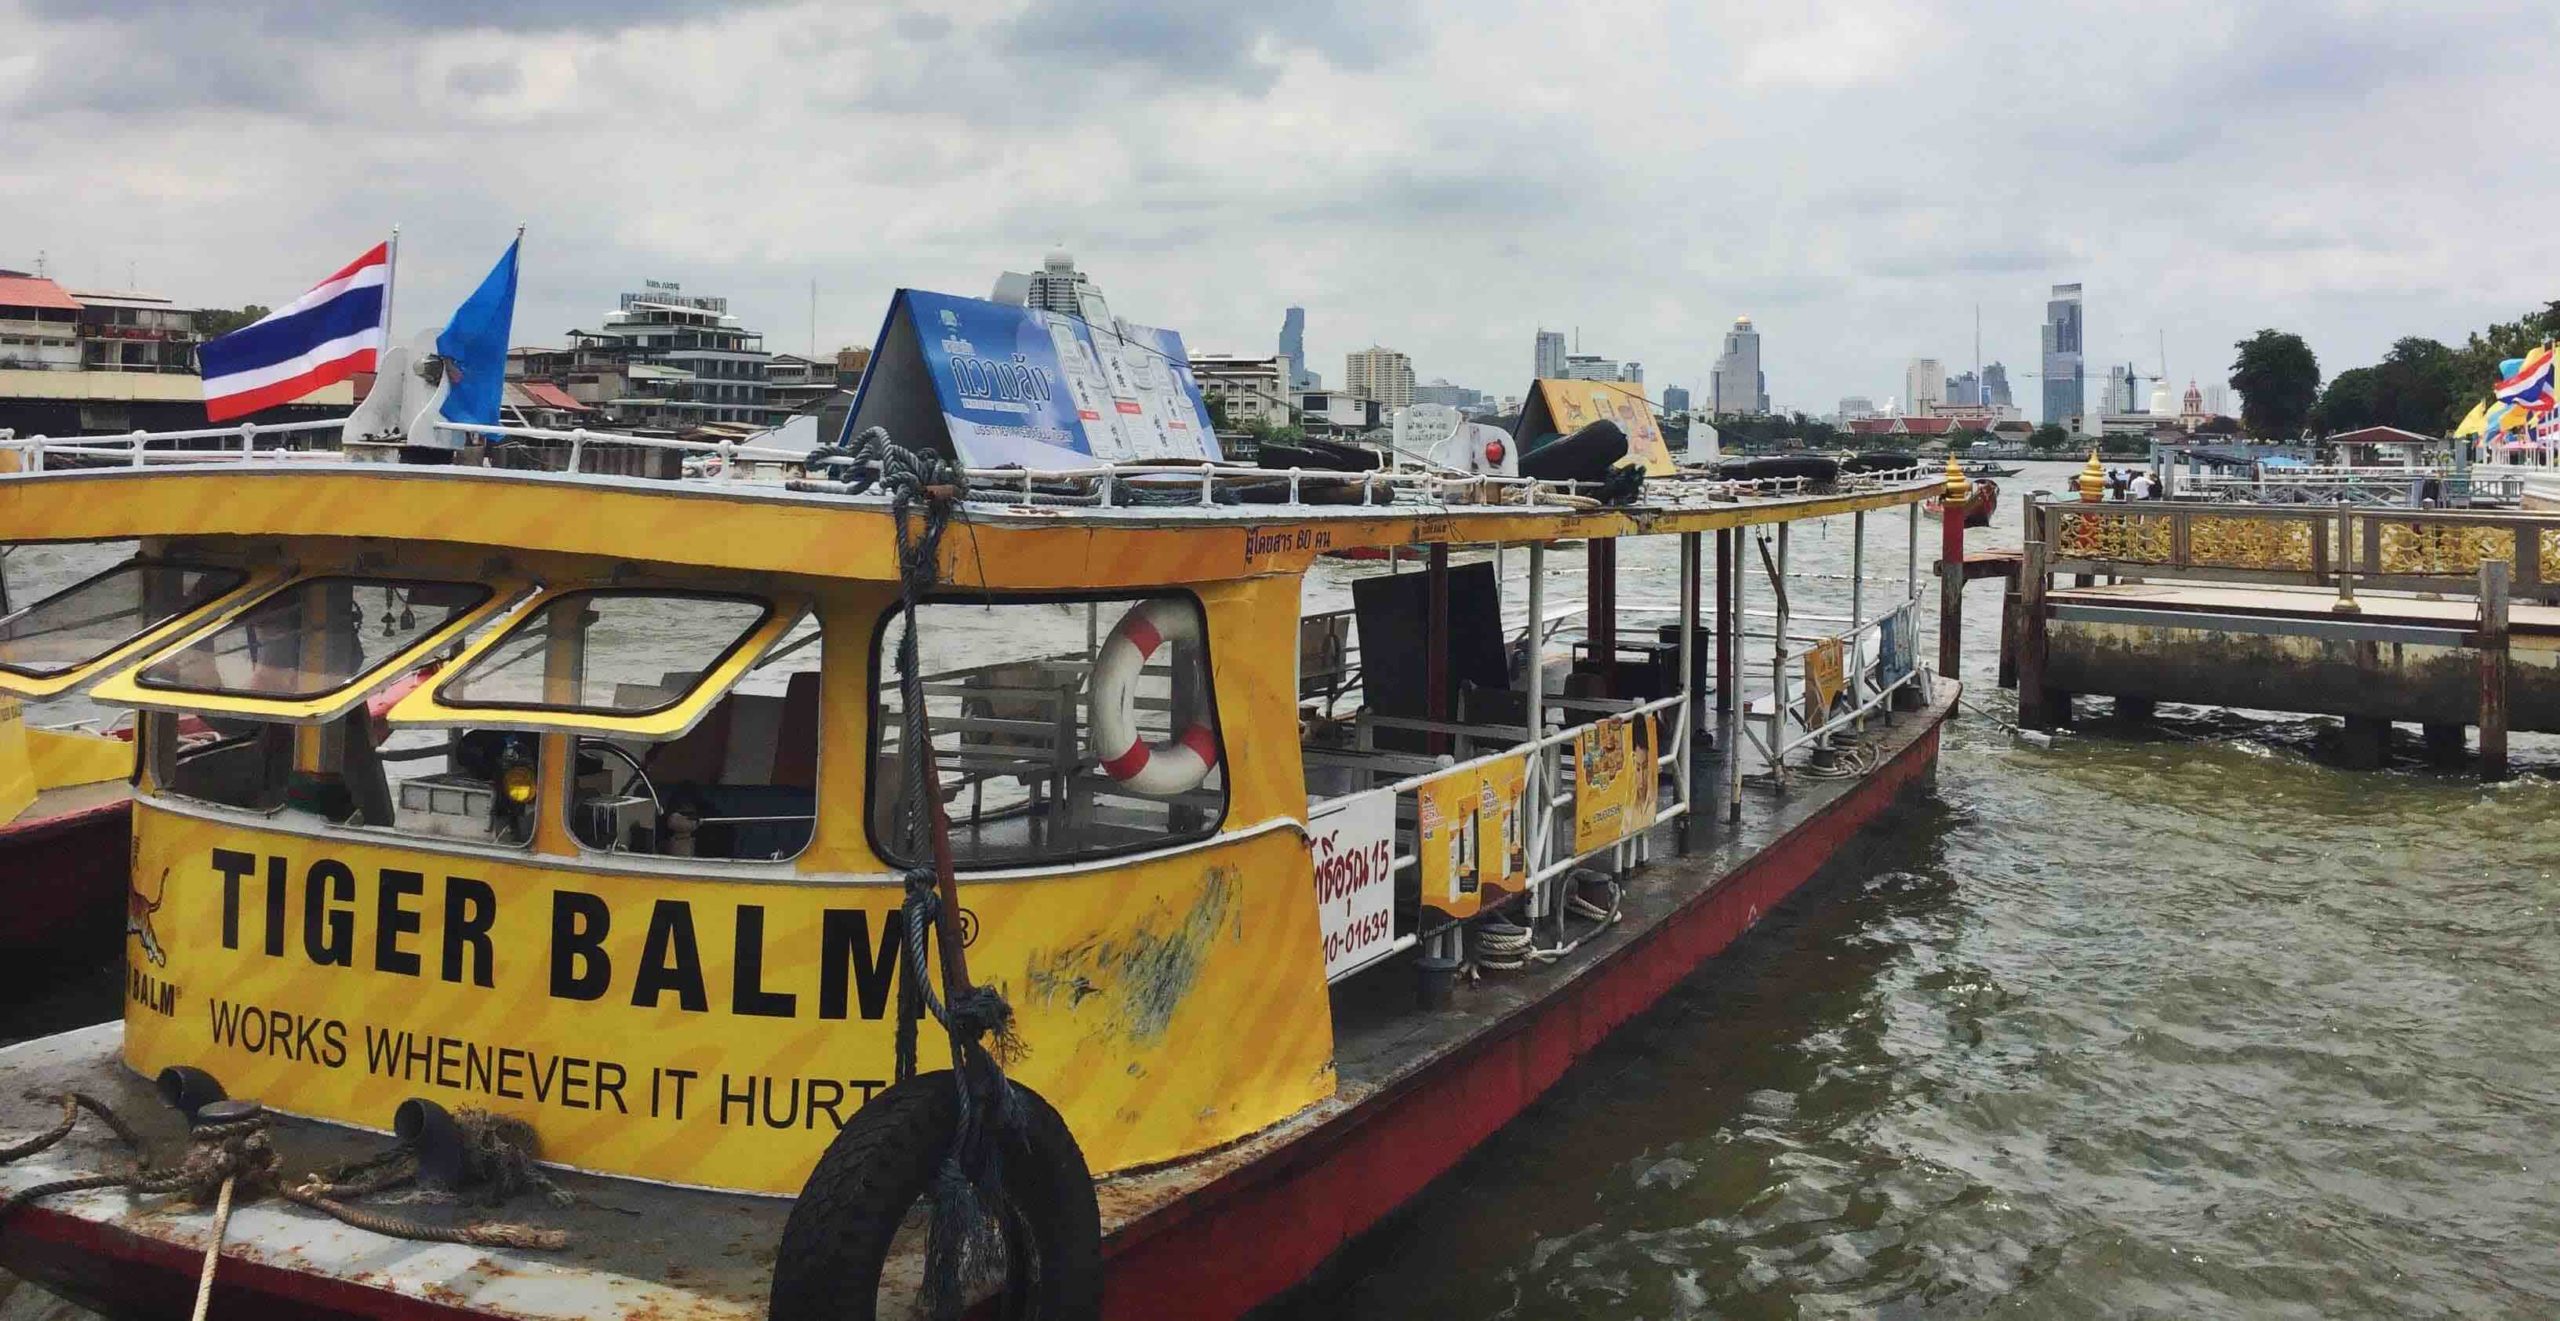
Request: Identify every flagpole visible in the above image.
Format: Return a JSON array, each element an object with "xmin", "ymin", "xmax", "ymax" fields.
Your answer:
[{"xmin": 381, "ymin": 226, "xmax": 401, "ymax": 345}]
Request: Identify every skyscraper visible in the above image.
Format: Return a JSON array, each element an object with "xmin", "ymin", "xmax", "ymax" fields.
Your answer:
[
  {"xmin": 1982, "ymin": 362, "xmax": 2012, "ymax": 408},
  {"xmin": 1534, "ymin": 328, "xmax": 1567, "ymax": 380},
  {"xmin": 1905, "ymin": 358, "xmax": 1945, "ymax": 415},
  {"xmin": 2041, "ymin": 283, "xmax": 2084, "ymax": 426},
  {"xmin": 1945, "ymin": 370, "xmax": 1981, "ymax": 407},
  {"xmin": 1661, "ymin": 385, "xmax": 1690, "ymax": 414},
  {"xmin": 1278, "ymin": 307, "xmax": 1315, "ymax": 390},
  {"xmin": 1345, "ymin": 345, "xmax": 1415, "ymax": 408},
  {"xmin": 1711, "ymin": 317, "xmax": 1766, "ymax": 415}
]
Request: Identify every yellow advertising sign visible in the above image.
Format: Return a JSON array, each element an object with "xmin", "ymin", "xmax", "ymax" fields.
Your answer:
[
  {"xmin": 1476, "ymin": 754, "xmax": 1529, "ymax": 903},
  {"xmin": 119, "ymin": 805, "xmax": 1335, "ymax": 1193},
  {"xmin": 1804, "ymin": 637, "xmax": 1846, "ymax": 725},
  {"xmin": 1417, "ymin": 769, "xmax": 1481, "ymax": 922},
  {"xmin": 1573, "ymin": 714, "xmax": 1659, "ymax": 854},
  {"xmin": 1528, "ymin": 379, "xmax": 1676, "ymax": 476}
]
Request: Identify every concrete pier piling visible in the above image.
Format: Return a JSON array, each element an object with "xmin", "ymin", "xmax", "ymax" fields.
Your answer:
[{"xmin": 2014, "ymin": 497, "xmax": 2557, "ymax": 781}]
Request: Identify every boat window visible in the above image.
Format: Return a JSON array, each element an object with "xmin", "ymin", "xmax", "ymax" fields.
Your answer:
[
  {"xmin": 384, "ymin": 586, "xmax": 819, "ymax": 862},
  {"xmin": 0, "ymin": 548, "xmax": 271, "ymax": 701},
  {"xmin": 0, "ymin": 562, "xmax": 246, "ymax": 678},
  {"xmin": 158, "ymin": 709, "xmax": 544, "ymax": 848},
  {"xmin": 563, "ymin": 611, "xmax": 823, "ymax": 863},
  {"xmin": 435, "ymin": 592, "xmax": 771, "ymax": 714},
  {"xmin": 871, "ymin": 594, "xmax": 1225, "ymax": 871},
  {"xmin": 132, "ymin": 578, "xmax": 491, "ymax": 700}
]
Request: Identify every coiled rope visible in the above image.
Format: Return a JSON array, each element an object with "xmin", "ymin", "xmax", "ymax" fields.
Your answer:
[
  {"xmin": 1473, "ymin": 870, "xmax": 1624, "ymax": 972},
  {"xmin": 2, "ymin": 1090, "xmax": 568, "ymax": 1318}
]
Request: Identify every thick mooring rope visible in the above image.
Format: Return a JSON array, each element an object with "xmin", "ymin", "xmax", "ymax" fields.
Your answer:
[
  {"xmin": 0, "ymin": 1093, "xmax": 571, "ymax": 1285},
  {"xmin": 823, "ymin": 425, "xmax": 1031, "ymax": 1321}
]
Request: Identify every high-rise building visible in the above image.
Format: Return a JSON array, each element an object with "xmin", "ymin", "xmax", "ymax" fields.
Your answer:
[
  {"xmin": 1661, "ymin": 385, "xmax": 1691, "ymax": 414},
  {"xmin": 1022, "ymin": 251, "xmax": 1103, "ymax": 319},
  {"xmin": 1982, "ymin": 362, "xmax": 2012, "ymax": 408},
  {"xmin": 1562, "ymin": 353, "xmax": 1620, "ymax": 381},
  {"xmin": 1945, "ymin": 370, "xmax": 1982, "ymax": 407},
  {"xmin": 1837, "ymin": 395, "xmax": 1876, "ymax": 421},
  {"xmin": 2202, "ymin": 383, "xmax": 2231, "ymax": 417},
  {"xmin": 2041, "ymin": 283, "xmax": 2084, "ymax": 426},
  {"xmin": 1620, "ymin": 361, "xmax": 1642, "ymax": 388},
  {"xmin": 1412, "ymin": 379, "xmax": 1487, "ymax": 409},
  {"xmin": 1534, "ymin": 328, "xmax": 1568, "ymax": 380},
  {"xmin": 1905, "ymin": 358, "xmax": 1945, "ymax": 415},
  {"xmin": 1711, "ymin": 317, "xmax": 1766, "ymax": 415},
  {"xmin": 1344, "ymin": 345, "xmax": 1415, "ymax": 408},
  {"xmin": 1277, "ymin": 307, "xmax": 1316, "ymax": 390}
]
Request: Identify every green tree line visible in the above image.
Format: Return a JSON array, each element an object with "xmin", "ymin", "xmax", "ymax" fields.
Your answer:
[{"xmin": 2225, "ymin": 300, "xmax": 2560, "ymax": 439}]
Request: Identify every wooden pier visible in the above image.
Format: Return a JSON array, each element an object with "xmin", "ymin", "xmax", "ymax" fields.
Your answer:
[{"xmin": 2006, "ymin": 499, "xmax": 2560, "ymax": 778}]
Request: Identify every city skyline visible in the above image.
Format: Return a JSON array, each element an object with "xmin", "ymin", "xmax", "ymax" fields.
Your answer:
[{"xmin": 3, "ymin": 3, "xmax": 2540, "ymax": 421}]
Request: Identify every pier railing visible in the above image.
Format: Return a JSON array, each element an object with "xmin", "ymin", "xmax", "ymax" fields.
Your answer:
[
  {"xmin": 2169, "ymin": 468, "xmax": 2526, "ymax": 508},
  {"xmin": 2031, "ymin": 498, "xmax": 2560, "ymax": 601}
]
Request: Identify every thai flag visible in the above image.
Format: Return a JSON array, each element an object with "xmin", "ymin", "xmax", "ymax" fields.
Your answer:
[
  {"xmin": 2493, "ymin": 345, "xmax": 2554, "ymax": 415},
  {"xmin": 199, "ymin": 242, "xmax": 391, "ymax": 421}
]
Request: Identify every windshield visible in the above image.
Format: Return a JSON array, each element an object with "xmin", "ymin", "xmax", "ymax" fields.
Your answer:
[
  {"xmin": 135, "ymin": 577, "xmax": 491, "ymax": 699},
  {"xmin": 434, "ymin": 591, "xmax": 773, "ymax": 715},
  {"xmin": 0, "ymin": 561, "xmax": 246, "ymax": 677}
]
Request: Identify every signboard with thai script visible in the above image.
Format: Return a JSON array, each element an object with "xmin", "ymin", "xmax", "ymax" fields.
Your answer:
[
  {"xmin": 1309, "ymin": 789, "xmax": 1397, "ymax": 981},
  {"xmin": 1877, "ymin": 604, "xmax": 1915, "ymax": 686},
  {"xmin": 1572, "ymin": 713, "xmax": 1659, "ymax": 854},
  {"xmin": 847, "ymin": 288, "xmax": 1220, "ymax": 470}
]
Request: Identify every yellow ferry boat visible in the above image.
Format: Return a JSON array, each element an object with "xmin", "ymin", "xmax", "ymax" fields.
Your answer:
[{"xmin": 0, "ymin": 329, "xmax": 1956, "ymax": 1319}]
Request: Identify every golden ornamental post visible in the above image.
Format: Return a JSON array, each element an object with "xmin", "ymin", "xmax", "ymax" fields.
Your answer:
[{"xmin": 2077, "ymin": 448, "xmax": 2106, "ymax": 503}]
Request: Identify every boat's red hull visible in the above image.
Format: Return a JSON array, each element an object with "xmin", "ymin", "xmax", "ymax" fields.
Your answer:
[
  {"xmin": 1101, "ymin": 709, "xmax": 1944, "ymax": 1318},
  {"xmin": 0, "ymin": 709, "xmax": 1945, "ymax": 1320},
  {"xmin": 0, "ymin": 797, "xmax": 131, "ymax": 963}
]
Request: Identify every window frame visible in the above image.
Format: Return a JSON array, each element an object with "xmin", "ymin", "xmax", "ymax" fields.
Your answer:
[
  {"xmin": 88, "ymin": 574, "xmax": 526, "ymax": 724},
  {"xmin": 0, "ymin": 558, "xmax": 279, "ymax": 699},
  {"xmin": 387, "ymin": 586, "xmax": 809, "ymax": 742},
  {"xmin": 863, "ymin": 588, "xmax": 1228, "ymax": 874}
]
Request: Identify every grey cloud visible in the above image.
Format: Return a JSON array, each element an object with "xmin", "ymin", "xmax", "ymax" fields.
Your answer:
[
  {"xmin": 999, "ymin": 0, "xmax": 1418, "ymax": 92},
  {"xmin": 26, "ymin": 0, "xmax": 781, "ymax": 30}
]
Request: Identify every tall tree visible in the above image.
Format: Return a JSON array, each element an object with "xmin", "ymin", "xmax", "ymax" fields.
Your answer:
[
  {"xmin": 2371, "ymin": 336, "xmax": 2460, "ymax": 434},
  {"xmin": 2230, "ymin": 330, "xmax": 2320, "ymax": 438},
  {"xmin": 193, "ymin": 305, "xmax": 269, "ymax": 338},
  {"xmin": 2312, "ymin": 366, "xmax": 2380, "ymax": 434},
  {"xmin": 2027, "ymin": 422, "xmax": 2071, "ymax": 452}
]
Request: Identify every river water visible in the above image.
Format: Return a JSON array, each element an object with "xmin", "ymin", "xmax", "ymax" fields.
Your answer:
[
  {"xmin": 8, "ymin": 463, "xmax": 2558, "ymax": 1317},
  {"xmin": 1278, "ymin": 460, "xmax": 2560, "ymax": 1319}
]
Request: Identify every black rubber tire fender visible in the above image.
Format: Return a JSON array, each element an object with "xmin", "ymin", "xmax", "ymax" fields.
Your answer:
[{"xmin": 769, "ymin": 1071, "xmax": 1102, "ymax": 1321}]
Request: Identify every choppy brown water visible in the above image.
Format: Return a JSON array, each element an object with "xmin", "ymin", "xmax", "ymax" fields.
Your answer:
[
  {"xmin": 8, "ymin": 464, "xmax": 2559, "ymax": 1318},
  {"xmin": 1275, "ymin": 459, "xmax": 2560, "ymax": 1319}
]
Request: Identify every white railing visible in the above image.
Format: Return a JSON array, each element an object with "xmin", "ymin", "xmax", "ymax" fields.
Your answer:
[
  {"xmin": 1318, "ymin": 687, "xmax": 1693, "ymax": 975},
  {"xmin": 0, "ymin": 420, "xmax": 1940, "ymax": 514},
  {"xmin": 1738, "ymin": 596, "xmax": 1923, "ymax": 784}
]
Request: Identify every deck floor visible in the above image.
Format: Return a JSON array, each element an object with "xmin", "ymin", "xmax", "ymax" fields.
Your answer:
[{"xmin": 0, "ymin": 688, "xmax": 1952, "ymax": 1321}]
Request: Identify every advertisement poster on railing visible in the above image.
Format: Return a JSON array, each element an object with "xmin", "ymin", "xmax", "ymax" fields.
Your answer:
[
  {"xmin": 1572, "ymin": 713, "xmax": 1659, "ymax": 855},
  {"xmin": 1475, "ymin": 754, "xmax": 1530, "ymax": 902},
  {"xmin": 846, "ymin": 288, "xmax": 1220, "ymax": 471},
  {"xmin": 1418, "ymin": 768, "xmax": 1483, "ymax": 922},
  {"xmin": 1309, "ymin": 789, "xmax": 1398, "ymax": 981},
  {"xmin": 1804, "ymin": 637, "xmax": 1846, "ymax": 724},
  {"xmin": 1877, "ymin": 605, "xmax": 1915, "ymax": 686}
]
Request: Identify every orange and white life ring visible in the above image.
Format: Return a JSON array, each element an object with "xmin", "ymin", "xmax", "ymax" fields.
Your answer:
[{"xmin": 1090, "ymin": 599, "xmax": 1217, "ymax": 797}]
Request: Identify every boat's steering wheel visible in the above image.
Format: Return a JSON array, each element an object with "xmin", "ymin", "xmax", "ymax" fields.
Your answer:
[{"xmin": 576, "ymin": 737, "xmax": 663, "ymax": 819}]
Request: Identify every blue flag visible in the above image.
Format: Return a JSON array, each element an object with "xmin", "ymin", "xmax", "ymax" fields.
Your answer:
[{"xmin": 434, "ymin": 238, "xmax": 519, "ymax": 429}]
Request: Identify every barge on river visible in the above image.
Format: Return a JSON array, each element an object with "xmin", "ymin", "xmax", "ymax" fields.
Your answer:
[{"xmin": 0, "ymin": 399, "xmax": 1951, "ymax": 1319}]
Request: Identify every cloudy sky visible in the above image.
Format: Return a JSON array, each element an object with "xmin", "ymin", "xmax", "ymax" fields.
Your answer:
[{"xmin": 3, "ymin": 0, "xmax": 2550, "ymax": 418}]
